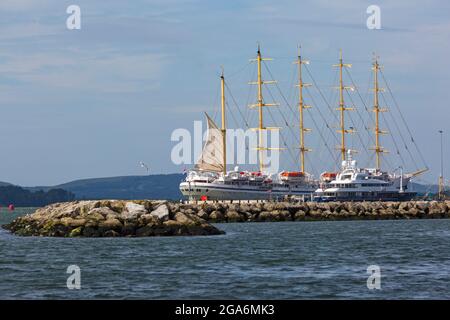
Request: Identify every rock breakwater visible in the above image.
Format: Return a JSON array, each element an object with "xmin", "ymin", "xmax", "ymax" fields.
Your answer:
[
  {"xmin": 2, "ymin": 200, "xmax": 224, "ymax": 237},
  {"xmin": 179, "ymin": 200, "xmax": 450, "ymax": 222},
  {"xmin": 3, "ymin": 200, "xmax": 449, "ymax": 237}
]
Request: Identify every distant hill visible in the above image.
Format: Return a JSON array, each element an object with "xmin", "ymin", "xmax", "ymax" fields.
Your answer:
[
  {"xmin": 26, "ymin": 174, "xmax": 185, "ymax": 200},
  {"xmin": 0, "ymin": 185, "xmax": 74, "ymax": 207},
  {"xmin": 410, "ymin": 182, "xmax": 437, "ymax": 194}
]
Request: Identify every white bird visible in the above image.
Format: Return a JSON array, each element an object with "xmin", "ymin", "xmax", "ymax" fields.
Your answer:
[{"xmin": 139, "ymin": 161, "xmax": 149, "ymax": 174}]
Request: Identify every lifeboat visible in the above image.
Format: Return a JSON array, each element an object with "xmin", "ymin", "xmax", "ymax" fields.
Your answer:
[
  {"xmin": 320, "ymin": 172, "xmax": 337, "ymax": 182},
  {"xmin": 280, "ymin": 171, "xmax": 304, "ymax": 177},
  {"xmin": 279, "ymin": 171, "xmax": 306, "ymax": 182}
]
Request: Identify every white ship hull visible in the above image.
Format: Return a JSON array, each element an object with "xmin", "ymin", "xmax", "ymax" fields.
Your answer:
[
  {"xmin": 313, "ymin": 152, "xmax": 417, "ymax": 202},
  {"xmin": 180, "ymin": 181, "xmax": 315, "ymax": 201}
]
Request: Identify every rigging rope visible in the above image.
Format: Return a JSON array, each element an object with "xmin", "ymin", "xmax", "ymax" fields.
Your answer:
[
  {"xmin": 304, "ymin": 65, "xmax": 340, "ymax": 125},
  {"xmin": 380, "ymin": 111, "xmax": 407, "ymax": 167},
  {"xmin": 225, "ymin": 82, "xmax": 250, "ymax": 128},
  {"xmin": 380, "ymin": 70, "xmax": 428, "ymax": 169},
  {"xmin": 379, "ymin": 91, "xmax": 419, "ymax": 171},
  {"xmin": 265, "ymin": 103, "xmax": 300, "ymax": 170},
  {"xmin": 263, "ymin": 60, "xmax": 340, "ymax": 169}
]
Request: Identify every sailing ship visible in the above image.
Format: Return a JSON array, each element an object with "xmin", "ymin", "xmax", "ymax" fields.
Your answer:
[{"xmin": 179, "ymin": 46, "xmax": 427, "ymax": 201}]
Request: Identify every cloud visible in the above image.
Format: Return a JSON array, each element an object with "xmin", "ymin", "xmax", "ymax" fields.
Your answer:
[
  {"xmin": 382, "ymin": 22, "xmax": 450, "ymax": 73},
  {"xmin": 0, "ymin": 50, "xmax": 170, "ymax": 94},
  {"xmin": 0, "ymin": 22, "xmax": 62, "ymax": 41},
  {"xmin": 0, "ymin": 0, "xmax": 52, "ymax": 11}
]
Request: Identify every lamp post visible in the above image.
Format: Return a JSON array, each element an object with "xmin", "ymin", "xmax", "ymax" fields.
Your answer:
[{"xmin": 438, "ymin": 130, "xmax": 444, "ymax": 200}]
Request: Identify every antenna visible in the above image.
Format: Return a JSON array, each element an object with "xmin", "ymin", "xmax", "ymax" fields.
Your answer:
[{"xmin": 439, "ymin": 130, "xmax": 444, "ymax": 200}]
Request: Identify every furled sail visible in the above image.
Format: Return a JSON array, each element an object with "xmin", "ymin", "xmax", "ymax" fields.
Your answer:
[{"xmin": 194, "ymin": 113, "xmax": 224, "ymax": 172}]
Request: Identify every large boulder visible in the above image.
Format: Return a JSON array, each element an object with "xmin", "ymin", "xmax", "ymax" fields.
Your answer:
[
  {"xmin": 226, "ymin": 210, "xmax": 243, "ymax": 222},
  {"xmin": 209, "ymin": 210, "xmax": 225, "ymax": 222},
  {"xmin": 123, "ymin": 202, "xmax": 147, "ymax": 219},
  {"xmin": 294, "ymin": 210, "xmax": 306, "ymax": 221},
  {"xmin": 150, "ymin": 204, "xmax": 169, "ymax": 221},
  {"xmin": 98, "ymin": 218, "xmax": 123, "ymax": 230}
]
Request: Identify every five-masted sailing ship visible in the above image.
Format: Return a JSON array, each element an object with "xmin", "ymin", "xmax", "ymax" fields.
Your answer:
[{"xmin": 180, "ymin": 46, "xmax": 426, "ymax": 201}]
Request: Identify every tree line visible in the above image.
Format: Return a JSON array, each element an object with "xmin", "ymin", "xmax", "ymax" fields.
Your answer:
[{"xmin": 0, "ymin": 185, "xmax": 75, "ymax": 207}]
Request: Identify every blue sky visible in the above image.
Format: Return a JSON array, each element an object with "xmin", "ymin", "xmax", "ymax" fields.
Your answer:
[{"xmin": 0, "ymin": 0, "xmax": 449, "ymax": 186}]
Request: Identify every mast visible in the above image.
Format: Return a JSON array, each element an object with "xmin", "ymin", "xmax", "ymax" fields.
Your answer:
[
  {"xmin": 249, "ymin": 45, "xmax": 279, "ymax": 172},
  {"xmin": 257, "ymin": 46, "xmax": 264, "ymax": 172},
  {"xmin": 371, "ymin": 55, "xmax": 387, "ymax": 169},
  {"xmin": 333, "ymin": 50, "xmax": 354, "ymax": 162},
  {"xmin": 221, "ymin": 69, "xmax": 227, "ymax": 175},
  {"xmin": 294, "ymin": 46, "xmax": 311, "ymax": 172}
]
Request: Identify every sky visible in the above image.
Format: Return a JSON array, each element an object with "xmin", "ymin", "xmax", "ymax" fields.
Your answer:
[{"xmin": 0, "ymin": 0, "xmax": 449, "ymax": 186}]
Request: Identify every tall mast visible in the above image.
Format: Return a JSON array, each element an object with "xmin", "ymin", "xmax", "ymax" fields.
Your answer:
[
  {"xmin": 249, "ymin": 45, "xmax": 278, "ymax": 172},
  {"xmin": 257, "ymin": 47, "xmax": 264, "ymax": 172},
  {"xmin": 371, "ymin": 55, "xmax": 387, "ymax": 169},
  {"xmin": 333, "ymin": 50, "xmax": 353, "ymax": 162},
  {"xmin": 220, "ymin": 69, "xmax": 227, "ymax": 175},
  {"xmin": 294, "ymin": 46, "xmax": 311, "ymax": 172}
]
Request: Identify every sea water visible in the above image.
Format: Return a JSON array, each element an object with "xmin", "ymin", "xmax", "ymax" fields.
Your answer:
[{"xmin": 0, "ymin": 208, "xmax": 449, "ymax": 299}]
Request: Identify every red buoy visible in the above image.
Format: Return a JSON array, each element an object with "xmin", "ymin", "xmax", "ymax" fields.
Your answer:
[{"xmin": 8, "ymin": 204, "xmax": 15, "ymax": 211}]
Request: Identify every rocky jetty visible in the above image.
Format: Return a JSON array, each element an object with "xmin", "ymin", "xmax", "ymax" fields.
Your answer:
[
  {"xmin": 2, "ymin": 200, "xmax": 224, "ymax": 237},
  {"xmin": 175, "ymin": 200, "xmax": 450, "ymax": 222},
  {"xmin": 4, "ymin": 200, "xmax": 450, "ymax": 237}
]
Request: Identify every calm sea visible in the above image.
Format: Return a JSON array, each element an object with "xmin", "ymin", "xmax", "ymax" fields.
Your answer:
[{"xmin": 0, "ymin": 207, "xmax": 449, "ymax": 299}]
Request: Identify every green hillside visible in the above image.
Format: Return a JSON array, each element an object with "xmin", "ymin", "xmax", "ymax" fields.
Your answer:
[{"xmin": 27, "ymin": 174, "xmax": 185, "ymax": 200}]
